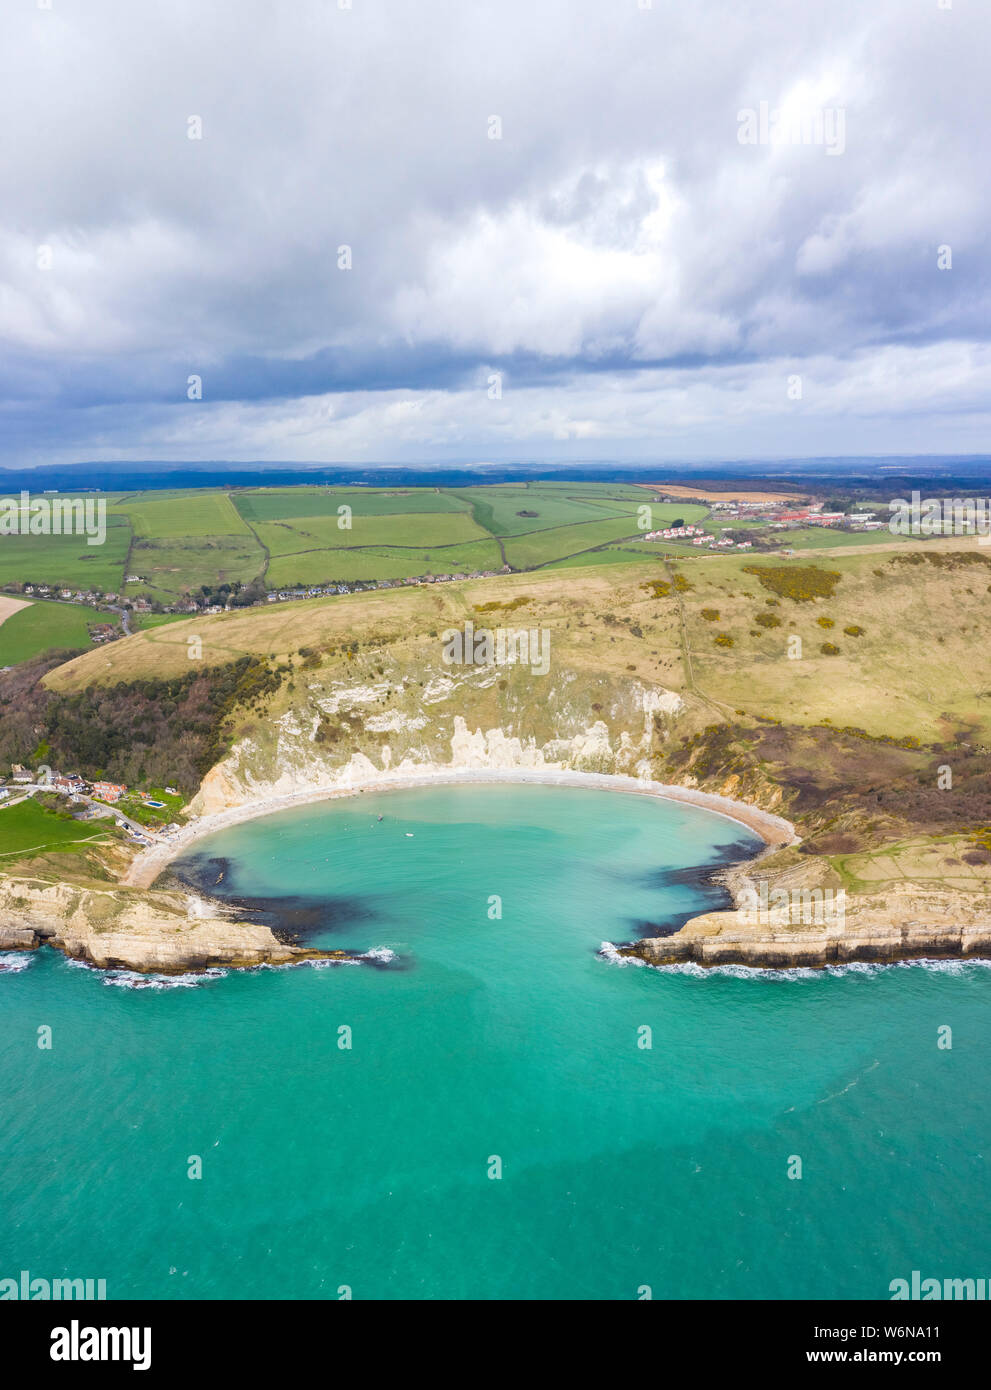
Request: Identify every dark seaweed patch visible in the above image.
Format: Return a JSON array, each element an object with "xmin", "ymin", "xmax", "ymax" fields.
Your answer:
[{"xmin": 168, "ymin": 852, "xmax": 380, "ymax": 942}]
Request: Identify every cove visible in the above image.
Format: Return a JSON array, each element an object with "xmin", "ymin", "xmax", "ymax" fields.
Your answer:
[{"xmin": 1, "ymin": 782, "xmax": 988, "ymax": 1301}]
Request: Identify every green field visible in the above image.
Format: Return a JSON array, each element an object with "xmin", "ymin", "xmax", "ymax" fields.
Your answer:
[
  {"xmin": 452, "ymin": 486, "xmax": 642, "ymax": 536},
  {"xmin": 132, "ymin": 613, "xmax": 189, "ymax": 631},
  {"xmin": 502, "ymin": 506, "xmax": 704, "ymax": 568},
  {"xmin": 233, "ymin": 487, "xmax": 469, "ymax": 521},
  {"xmin": 0, "ymin": 798, "xmax": 108, "ymax": 857},
  {"xmin": 544, "ymin": 543, "xmax": 665, "ymax": 569},
  {"xmin": 0, "ymin": 517, "xmax": 131, "ymax": 591},
  {"xmin": 253, "ymin": 510, "xmax": 488, "ymax": 557},
  {"xmin": 0, "ymin": 486, "xmax": 714, "ymax": 607},
  {"xmin": 267, "ymin": 540, "xmax": 503, "ymax": 587},
  {"xmin": 111, "ymin": 491, "xmax": 251, "ymax": 538},
  {"xmin": 0, "ymin": 599, "xmax": 97, "ymax": 666},
  {"xmin": 124, "ymin": 535, "xmax": 266, "ymax": 602}
]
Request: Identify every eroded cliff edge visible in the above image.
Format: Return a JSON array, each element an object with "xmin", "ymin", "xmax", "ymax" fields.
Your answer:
[{"xmin": 0, "ymin": 868, "xmax": 356, "ymax": 974}]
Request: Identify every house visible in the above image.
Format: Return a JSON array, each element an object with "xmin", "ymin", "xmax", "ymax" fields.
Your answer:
[{"xmin": 92, "ymin": 781, "xmax": 127, "ymax": 803}]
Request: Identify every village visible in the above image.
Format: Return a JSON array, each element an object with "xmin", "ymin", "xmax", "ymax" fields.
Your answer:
[{"xmin": 638, "ymin": 498, "xmax": 883, "ymax": 550}]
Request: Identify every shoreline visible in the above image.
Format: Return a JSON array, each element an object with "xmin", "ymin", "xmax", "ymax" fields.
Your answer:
[{"xmin": 123, "ymin": 768, "xmax": 798, "ymax": 890}]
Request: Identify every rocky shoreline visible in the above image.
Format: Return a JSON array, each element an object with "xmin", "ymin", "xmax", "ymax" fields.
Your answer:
[
  {"xmin": 5, "ymin": 767, "xmax": 990, "ymax": 975},
  {"xmin": 618, "ymin": 859, "xmax": 991, "ymax": 970},
  {"xmin": 618, "ymin": 920, "xmax": 991, "ymax": 970},
  {"xmin": 0, "ymin": 874, "xmax": 364, "ymax": 976}
]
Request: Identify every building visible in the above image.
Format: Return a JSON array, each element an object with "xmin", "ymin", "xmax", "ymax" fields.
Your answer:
[{"xmin": 92, "ymin": 781, "xmax": 127, "ymax": 803}]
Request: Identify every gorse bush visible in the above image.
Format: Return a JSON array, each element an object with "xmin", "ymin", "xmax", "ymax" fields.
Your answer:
[{"xmin": 743, "ymin": 565, "xmax": 842, "ymax": 602}]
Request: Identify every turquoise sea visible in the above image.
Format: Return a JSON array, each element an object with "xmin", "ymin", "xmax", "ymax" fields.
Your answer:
[{"xmin": 1, "ymin": 784, "xmax": 988, "ymax": 1300}]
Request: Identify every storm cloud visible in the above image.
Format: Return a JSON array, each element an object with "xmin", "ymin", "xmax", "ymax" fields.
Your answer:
[{"xmin": 0, "ymin": 0, "xmax": 988, "ymax": 465}]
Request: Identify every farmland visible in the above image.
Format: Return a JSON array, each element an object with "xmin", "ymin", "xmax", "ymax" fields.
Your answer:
[
  {"xmin": 0, "ymin": 516, "xmax": 131, "ymax": 591},
  {"xmin": 0, "ymin": 481, "xmax": 912, "ymax": 624},
  {"xmin": 0, "ymin": 599, "xmax": 100, "ymax": 666}
]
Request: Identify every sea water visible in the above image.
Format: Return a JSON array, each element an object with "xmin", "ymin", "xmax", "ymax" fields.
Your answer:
[{"xmin": 1, "ymin": 784, "xmax": 988, "ymax": 1300}]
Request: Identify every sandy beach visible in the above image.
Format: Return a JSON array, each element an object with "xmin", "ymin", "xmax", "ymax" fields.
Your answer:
[{"xmin": 123, "ymin": 768, "xmax": 798, "ymax": 890}]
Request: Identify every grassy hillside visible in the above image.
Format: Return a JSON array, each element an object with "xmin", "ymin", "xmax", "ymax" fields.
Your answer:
[
  {"xmin": 0, "ymin": 798, "xmax": 112, "ymax": 859},
  {"xmin": 41, "ymin": 542, "xmax": 991, "ymax": 748}
]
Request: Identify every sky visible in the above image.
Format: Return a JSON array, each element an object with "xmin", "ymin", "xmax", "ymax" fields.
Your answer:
[{"xmin": 1, "ymin": 0, "xmax": 989, "ymax": 469}]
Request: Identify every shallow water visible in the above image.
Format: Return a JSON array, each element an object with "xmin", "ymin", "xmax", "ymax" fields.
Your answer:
[{"xmin": 1, "ymin": 784, "xmax": 987, "ymax": 1300}]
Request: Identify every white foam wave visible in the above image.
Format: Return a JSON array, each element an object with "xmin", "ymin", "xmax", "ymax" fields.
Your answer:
[
  {"xmin": 0, "ymin": 951, "xmax": 35, "ymax": 974},
  {"xmin": 598, "ymin": 941, "xmax": 646, "ymax": 966},
  {"xmin": 604, "ymin": 953, "xmax": 991, "ymax": 981},
  {"xmin": 101, "ymin": 967, "xmax": 230, "ymax": 990}
]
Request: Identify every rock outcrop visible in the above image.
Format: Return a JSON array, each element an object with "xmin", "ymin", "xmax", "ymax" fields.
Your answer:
[
  {"xmin": 620, "ymin": 883, "xmax": 991, "ymax": 969},
  {"xmin": 0, "ymin": 874, "xmax": 354, "ymax": 974}
]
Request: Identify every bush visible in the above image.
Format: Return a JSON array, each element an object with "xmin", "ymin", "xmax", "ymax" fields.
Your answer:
[
  {"xmin": 755, "ymin": 612, "xmax": 782, "ymax": 629},
  {"xmin": 714, "ymin": 634, "xmax": 734, "ymax": 647},
  {"xmin": 843, "ymin": 625, "xmax": 865, "ymax": 636},
  {"xmin": 743, "ymin": 564, "xmax": 841, "ymax": 602},
  {"xmin": 700, "ymin": 608, "xmax": 720, "ymax": 621},
  {"xmin": 817, "ymin": 617, "xmax": 835, "ymax": 629},
  {"xmin": 820, "ymin": 642, "xmax": 840, "ymax": 655}
]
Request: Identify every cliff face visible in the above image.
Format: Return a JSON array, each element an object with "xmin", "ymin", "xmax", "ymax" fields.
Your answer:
[
  {"xmin": 620, "ymin": 865, "xmax": 991, "ymax": 970},
  {"xmin": 190, "ymin": 661, "xmax": 686, "ymax": 816},
  {"xmin": 0, "ymin": 874, "xmax": 352, "ymax": 974}
]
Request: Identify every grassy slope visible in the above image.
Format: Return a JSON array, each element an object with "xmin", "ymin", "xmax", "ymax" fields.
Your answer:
[
  {"xmin": 42, "ymin": 540, "xmax": 991, "ymax": 749},
  {"xmin": 0, "ymin": 799, "xmax": 111, "ymax": 858}
]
